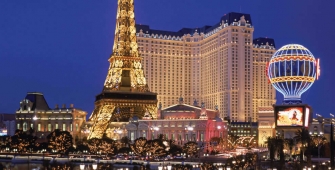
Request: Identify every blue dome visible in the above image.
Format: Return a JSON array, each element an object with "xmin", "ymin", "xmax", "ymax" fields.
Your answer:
[{"xmin": 267, "ymin": 44, "xmax": 320, "ymax": 103}]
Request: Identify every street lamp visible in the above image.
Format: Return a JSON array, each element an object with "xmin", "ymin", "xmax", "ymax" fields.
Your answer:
[
  {"xmin": 92, "ymin": 163, "xmax": 97, "ymax": 170},
  {"xmin": 80, "ymin": 164, "xmax": 85, "ymax": 170},
  {"xmin": 158, "ymin": 163, "xmax": 163, "ymax": 170},
  {"xmin": 167, "ymin": 163, "xmax": 172, "ymax": 170}
]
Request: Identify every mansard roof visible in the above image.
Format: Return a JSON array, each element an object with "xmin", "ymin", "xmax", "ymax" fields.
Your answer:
[
  {"xmin": 24, "ymin": 92, "xmax": 50, "ymax": 110},
  {"xmin": 220, "ymin": 12, "xmax": 252, "ymax": 26},
  {"xmin": 136, "ymin": 12, "xmax": 252, "ymax": 37},
  {"xmin": 253, "ymin": 37, "xmax": 276, "ymax": 48}
]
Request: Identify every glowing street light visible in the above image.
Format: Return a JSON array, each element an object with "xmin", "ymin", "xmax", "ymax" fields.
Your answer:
[
  {"xmin": 158, "ymin": 164, "xmax": 163, "ymax": 170},
  {"xmin": 167, "ymin": 163, "xmax": 172, "ymax": 170},
  {"xmin": 80, "ymin": 164, "xmax": 85, "ymax": 170},
  {"xmin": 92, "ymin": 163, "xmax": 97, "ymax": 170}
]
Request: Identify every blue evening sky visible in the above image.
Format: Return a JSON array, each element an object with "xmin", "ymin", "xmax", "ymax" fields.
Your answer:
[{"xmin": 0, "ymin": 0, "xmax": 334, "ymax": 118}]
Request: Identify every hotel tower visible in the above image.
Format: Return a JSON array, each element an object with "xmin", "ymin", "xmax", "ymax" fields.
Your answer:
[{"xmin": 135, "ymin": 13, "xmax": 276, "ymax": 122}]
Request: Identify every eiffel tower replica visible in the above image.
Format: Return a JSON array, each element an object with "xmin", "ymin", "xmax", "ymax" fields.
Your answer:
[{"xmin": 87, "ymin": 0, "xmax": 157, "ymax": 139}]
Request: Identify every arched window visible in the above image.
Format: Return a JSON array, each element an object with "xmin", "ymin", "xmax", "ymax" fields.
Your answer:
[
  {"xmin": 314, "ymin": 126, "xmax": 318, "ymax": 133},
  {"xmin": 23, "ymin": 122, "xmax": 27, "ymax": 131}
]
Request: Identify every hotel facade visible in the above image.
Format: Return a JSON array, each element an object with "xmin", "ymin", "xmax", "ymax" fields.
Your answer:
[
  {"xmin": 135, "ymin": 12, "xmax": 276, "ymax": 122},
  {"xmin": 15, "ymin": 92, "xmax": 87, "ymax": 142}
]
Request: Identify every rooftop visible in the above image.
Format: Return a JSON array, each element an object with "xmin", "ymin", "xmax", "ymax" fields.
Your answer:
[
  {"xmin": 253, "ymin": 37, "xmax": 276, "ymax": 48},
  {"xmin": 136, "ymin": 12, "xmax": 252, "ymax": 37}
]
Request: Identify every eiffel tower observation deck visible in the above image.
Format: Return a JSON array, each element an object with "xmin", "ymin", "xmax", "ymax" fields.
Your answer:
[{"xmin": 88, "ymin": 0, "xmax": 157, "ymax": 139}]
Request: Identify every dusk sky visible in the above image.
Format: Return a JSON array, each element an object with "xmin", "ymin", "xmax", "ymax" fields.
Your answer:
[{"xmin": 0, "ymin": 0, "xmax": 334, "ymax": 118}]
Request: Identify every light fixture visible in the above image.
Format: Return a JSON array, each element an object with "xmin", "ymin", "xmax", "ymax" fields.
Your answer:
[
  {"xmin": 226, "ymin": 167, "xmax": 231, "ymax": 170},
  {"xmin": 33, "ymin": 116, "xmax": 38, "ymax": 120},
  {"xmin": 80, "ymin": 164, "xmax": 85, "ymax": 170},
  {"xmin": 158, "ymin": 164, "xmax": 163, "ymax": 170},
  {"xmin": 92, "ymin": 163, "xmax": 97, "ymax": 170},
  {"xmin": 167, "ymin": 164, "xmax": 172, "ymax": 170}
]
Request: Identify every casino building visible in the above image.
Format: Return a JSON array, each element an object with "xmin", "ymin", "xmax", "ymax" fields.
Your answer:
[
  {"xmin": 97, "ymin": 98, "xmax": 227, "ymax": 149},
  {"xmin": 136, "ymin": 12, "xmax": 276, "ymax": 122},
  {"xmin": 15, "ymin": 92, "xmax": 87, "ymax": 142}
]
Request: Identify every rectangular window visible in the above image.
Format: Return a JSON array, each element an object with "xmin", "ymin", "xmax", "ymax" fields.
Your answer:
[
  {"xmin": 17, "ymin": 124, "xmax": 20, "ymax": 130},
  {"xmin": 55, "ymin": 124, "xmax": 58, "ymax": 129},
  {"xmin": 201, "ymin": 133, "xmax": 204, "ymax": 141},
  {"xmin": 63, "ymin": 124, "xmax": 66, "ymax": 131},
  {"xmin": 70, "ymin": 124, "xmax": 73, "ymax": 132},
  {"xmin": 131, "ymin": 132, "xmax": 135, "ymax": 141},
  {"xmin": 172, "ymin": 134, "xmax": 175, "ymax": 140},
  {"xmin": 30, "ymin": 123, "xmax": 33, "ymax": 129},
  {"xmin": 48, "ymin": 124, "xmax": 51, "ymax": 132},
  {"xmin": 38, "ymin": 124, "xmax": 41, "ymax": 131},
  {"xmin": 142, "ymin": 132, "xmax": 146, "ymax": 138}
]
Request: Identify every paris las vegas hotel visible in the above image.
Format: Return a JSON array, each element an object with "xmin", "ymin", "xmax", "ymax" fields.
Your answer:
[{"xmin": 135, "ymin": 12, "xmax": 276, "ymax": 122}]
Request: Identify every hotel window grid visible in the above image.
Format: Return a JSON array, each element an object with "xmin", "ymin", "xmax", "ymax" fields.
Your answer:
[{"xmin": 136, "ymin": 14, "xmax": 276, "ymax": 122}]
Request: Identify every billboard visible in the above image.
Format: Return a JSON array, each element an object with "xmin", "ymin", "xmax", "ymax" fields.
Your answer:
[
  {"xmin": 274, "ymin": 105, "xmax": 312, "ymax": 128},
  {"xmin": 277, "ymin": 107, "xmax": 304, "ymax": 126}
]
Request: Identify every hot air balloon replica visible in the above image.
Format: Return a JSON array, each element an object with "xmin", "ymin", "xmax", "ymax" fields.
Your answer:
[{"xmin": 267, "ymin": 44, "xmax": 320, "ymax": 135}]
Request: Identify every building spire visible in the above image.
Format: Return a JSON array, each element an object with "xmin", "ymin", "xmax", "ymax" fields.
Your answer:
[
  {"xmin": 103, "ymin": 0, "xmax": 149, "ymax": 92},
  {"xmin": 112, "ymin": 0, "xmax": 139, "ymax": 57}
]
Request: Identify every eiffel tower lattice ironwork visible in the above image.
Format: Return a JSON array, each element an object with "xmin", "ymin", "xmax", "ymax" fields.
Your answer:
[{"xmin": 87, "ymin": 0, "xmax": 157, "ymax": 139}]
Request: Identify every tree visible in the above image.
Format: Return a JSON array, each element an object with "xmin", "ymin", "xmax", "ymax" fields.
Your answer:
[
  {"xmin": 87, "ymin": 137, "xmax": 117, "ymax": 155},
  {"xmin": 266, "ymin": 137, "xmax": 276, "ymax": 168},
  {"xmin": 183, "ymin": 141, "xmax": 199, "ymax": 158},
  {"xmin": 131, "ymin": 137, "xmax": 147, "ymax": 156},
  {"xmin": 169, "ymin": 140, "xmax": 182, "ymax": 156},
  {"xmin": 266, "ymin": 136, "xmax": 284, "ymax": 169},
  {"xmin": 145, "ymin": 139, "xmax": 166, "ymax": 157},
  {"xmin": 311, "ymin": 135, "xmax": 327, "ymax": 158},
  {"xmin": 294, "ymin": 128, "xmax": 312, "ymax": 166},
  {"xmin": 9, "ymin": 130, "xmax": 37, "ymax": 153},
  {"xmin": 284, "ymin": 138, "xmax": 295, "ymax": 159},
  {"xmin": 121, "ymin": 136, "xmax": 130, "ymax": 147},
  {"xmin": 47, "ymin": 129, "xmax": 73, "ymax": 154}
]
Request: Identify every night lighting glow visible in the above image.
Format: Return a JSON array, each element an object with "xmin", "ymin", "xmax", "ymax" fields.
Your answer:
[
  {"xmin": 305, "ymin": 107, "xmax": 310, "ymax": 127},
  {"xmin": 267, "ymin": 44, "xmax": 320, "ymax": 103}
]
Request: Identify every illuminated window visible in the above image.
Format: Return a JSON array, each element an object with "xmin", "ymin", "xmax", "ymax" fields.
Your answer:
[
  {"xmin": 23, "ymin": 122, "xmax": 27, "ymax": 131},
  {"xmin": 63, "ymin": 124, "xmax": 66, "ymax": 131},
  {"xmin": 131, "ymin": 132, "xmax": 135, "ymax": 141},
  {"xmin": 70, "ymin": 124, "xmax": 73, "ymax": 132},
  {"xmin": 48, "ymin": 124, "xmax": 51, "ymax": 131},
  {"xmin": 38, "ymin": 124, "xmax": 41, "ymax": 131},
  {"xmin": 17, "ymin": 124, "xmax": 20, "ymax": 130},
  {"xmin": 55, "ymin": 124, "xmax": 58, "ymax": 129}
]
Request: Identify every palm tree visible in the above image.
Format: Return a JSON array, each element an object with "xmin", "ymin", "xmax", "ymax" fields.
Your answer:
[
  {"xmin": 285, "ymin": 138, "xmax": 295, "ymax": 159},
  {"xmin": 294, "ymin": 128, "xmax": 312, "ymax": 166},
  {"xmin": 311, "ymin": 135, "xmax": 327, "ymax": 158},
  {"xmin": 266, "ymin": 137, "xmax": 276, "ymax": 168},
  {"xmin": 266, "ymin": 136, "xmax": 285, "ymax": 169}
]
